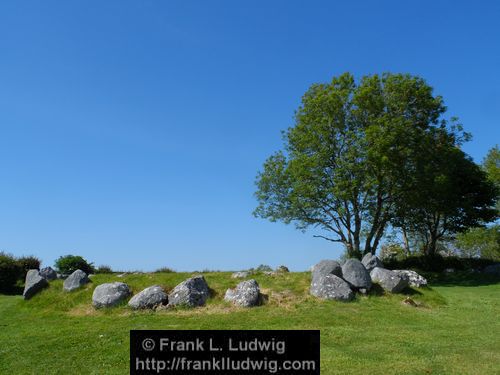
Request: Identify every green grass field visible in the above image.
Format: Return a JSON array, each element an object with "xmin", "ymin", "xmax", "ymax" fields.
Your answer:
[{"xmin": 0, "ymin": 271, "xmax": 498, "ymax": 374}]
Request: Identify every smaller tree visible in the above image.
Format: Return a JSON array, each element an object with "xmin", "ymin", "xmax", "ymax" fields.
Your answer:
[
  {"xmin": 483, "ymin": 145, "xmax": 500, "ymax": 210},
  {"xmin": 55, "ymin": 255, "xmax": 94, "ymax": 275},
  {"xmin": 455, "ymin": 225, "xmax": 500, "ymax": 260}
]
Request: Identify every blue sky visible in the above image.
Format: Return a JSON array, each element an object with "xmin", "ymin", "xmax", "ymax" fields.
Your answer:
[{"xmin": 1, "ymin": 1, "xmax": 499, "ymax": 271}]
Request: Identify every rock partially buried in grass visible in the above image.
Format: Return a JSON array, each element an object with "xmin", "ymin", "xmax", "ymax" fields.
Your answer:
[
  {"xmin": 168, "ymin": 275, "xmax": 209, "ymax": 307},
  {"xmin": 39, "ymin": 266, "xmax": 57, "ymax": 281},
  {"xmin": 128, "ymin": 285, "xmax": 168, "ymax": 309},
  {"xmin": 341, "ymin": 259, "xmax": 372, "ymax": 291},
  {"xmin": 310, "ymin": 274, "xmax": 354, "ymax": 301},
  {"xmin": 311, "ymin": 260, "xmax": 343, "ymax": 284},
  {"xmin": 23, "ymin": 269, "xmax": 48, "ymax": 300},
  {"xmin": 276, "ymin": 265, "xmax": 289, "ymax": 273},
  {"xmin": 225, "ymin": 279, "xmax": 261, "ymax": 307},
  {"xmin": 63, "ymin": 269, "xmax": 90, "ymax": 292},
  {"xmin": 361, "ymin": 253, "xmax": 383, "ymax": 272},
  {"xmin": 393, "ymin": 270, "xmax": 428, "ymax": 288},
  {"xmin": 370, "ymin": 267, "xmax": 408, "ymax": 293},
  {"xmin": 92, "ymin": 282, "xmax": 131, "ymax": 308},
  {"xmin": 231, "ymin": 271, "xmax": 250, "ymax": 279}
]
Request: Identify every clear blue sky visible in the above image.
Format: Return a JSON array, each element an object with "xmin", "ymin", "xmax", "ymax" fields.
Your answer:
[{"xmin": 1, "ymin": 1, "xmax": 499, "ymax": 271}]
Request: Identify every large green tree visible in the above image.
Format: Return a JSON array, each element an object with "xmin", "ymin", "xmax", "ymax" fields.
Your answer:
[
  {"xmin": 391, "ymin": 141, "xmax": 498, "ymax": 256},
  {"xmin": 254, "ymin": 72, "xmax": 456, "ymax": 258}
]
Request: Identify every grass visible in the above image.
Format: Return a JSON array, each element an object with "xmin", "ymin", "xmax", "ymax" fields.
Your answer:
[{"xmin": 0, "ymin": 271, "xmax": 498, "ymax": 374}]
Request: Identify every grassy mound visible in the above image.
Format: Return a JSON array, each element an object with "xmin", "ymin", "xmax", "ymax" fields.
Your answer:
[{"xmin": 0, "ymin": 271, "xmax": 499, "ymax": 374}]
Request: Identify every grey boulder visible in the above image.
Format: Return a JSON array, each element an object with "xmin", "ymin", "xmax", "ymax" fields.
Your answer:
[
  {"xmin": 92, "ymin": 282, "xmax": 131, "ymax": 308},
  {"xmin": 39, "ymin": 267, "xmax": 57, "ymax": 281},
  {"xmin": 341, "ymin": 259, "xmax": 372, "ymax": 290},
  {"xmin": 23, "ymin": 270, "xmax": 48, "ymax": 300},
  {"xmin": 370, "ymin": 267, "xmax": 408, "ymax": 293},
  {"xmin": 128, "ymin": 285, "xmax": 168, "ymax": 309},
  {"xmin": 310, "ymin": 274, "xmax": 354, "ymax": 301},
  {"xmin": 63, "ymin": 269, "xmax": 90, "ymax": 292},
  {"xmin": 168, "ymin": 275, "xmax": 210, "ymax": 307},
  {"xmin": 311, "ymin": 260, "xmax": 342, "ymax": 284},
  {"xmin": 224, "ymin": 279, "xmax": 261, "ymax": 307},
  {"xmin": 361, "ymin": 253, "xmax": 383, "ymax": 272},
  {"xmin": 393, "ymin": 270, "xmax": 428, "ymax": 287},
  {"xmin": 276, "ymin": 265, "xmax": 289, "ymax": 273},
  {"xmin": 231, "ymin": 271, "xmax": 250, "ymax": 279}
]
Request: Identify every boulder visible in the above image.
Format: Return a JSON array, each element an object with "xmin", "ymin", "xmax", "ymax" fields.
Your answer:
[
  {"xmin": 341, "ymin": 259, "xmax": 372, "ymax": 290},
  {"xmin": 168, "ymin": 275, "xmax": 210, "ymax": 307},
  {"xmin": 92, "ymin": 282, "xmax": 131, "ymax": 308},
  {"xmin": 23, "ymin": 270, "xmax": 48, "ymax": 300},
  {"xmin": 128, "ymin": 285, "xmax": 168, "ymax": 309},
  {"xmin": 276, "ymin": 265, "xmax": 289, "ymax": 273},
  {"xmin": 393, "ymin": 270, "xmax": 428, "ymax": 288},
  {"xmin": 39, "ymin": 267, "xmax": 58, "ymax": 281},
  {"xmin": 63, "ymin": 269, "xmax": 90, "ymax": 292},
  {"xmin": 311, "ymin": 260, "xmax": 342, "ymax": 284},
  {"xmin": 231, "ymin": 271, "xmax": 250, "ymax": 279},
  {"xmin": 224, "ymin": 279, "xmax": 261, "ymax": 307},
  {"xmin": 310, "ymin": 274, "xmax": 354, "ymax": 301},
  {"xmin": 370, "ymin": 267, "xmax": 408, "ymax": 293},
  {"xmin": 361, "ymin": 253, "xmax": 383, "ymax": 272},
  {"xmin": 482, "ymin": 263, "xmax": 500, "ymax": 276}
]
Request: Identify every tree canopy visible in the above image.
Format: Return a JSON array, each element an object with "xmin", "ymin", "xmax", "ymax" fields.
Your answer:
[{"xmin": 254, "ymin": 72, "xmax": 498, "ymax": 258}]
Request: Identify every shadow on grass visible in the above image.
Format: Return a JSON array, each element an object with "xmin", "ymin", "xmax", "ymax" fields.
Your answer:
[{"xmin": 427, "ymin": 271, "xmax": 500, "ymax": 287}]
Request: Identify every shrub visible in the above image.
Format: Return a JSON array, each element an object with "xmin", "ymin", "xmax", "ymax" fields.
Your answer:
[
  {"xmin": 154, "ymin": 267, "xmax": 175, "ymax": 273},
  {"xmin": 95, "ymin": 265, "xmax": 113, "ymax": 274},
  {"xmin": 54, "ymin": 255, "xmax": 94, "ymax": 275},
  {"xmin": 0, "ymin": 252, "xmax": 23, "ymax": 293},
  {"xmin": 384, "ymin": 254, "xmax": 497, "ymax": 273},
  {"xmin": 16, "ymin": 255, "xmax": 41, "ymax": 279},
  {"xmin": 255, "ymin": 264, "xmax": 273, "ymax": 272}
]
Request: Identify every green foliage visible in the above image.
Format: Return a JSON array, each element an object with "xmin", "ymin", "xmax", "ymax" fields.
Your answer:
[
  {"xmin": 94, "ymin": 265, "xmax": 113, "ymax": 274},
  {"xmin": 379, "ymin": 243, "xmax": 407, "ymax": 261},
  {"xmin": 16, "ymin": 255, "xmax": 41, "ymax": 279},
  {"xmin": 383, "ymin": 254, "xmax": 496, "ymax": 273},
  {"xmin": 54, "ymin": 255, "xmax": 94, "ymax": 275},
  {"xmin": 0, "ymin": 252, "xmax": 22, "ymax": 293},
  {"xmin": 455, "ymin": 225, "xmax": 500, "ymax": 260},
  {"xmin": 482, "ymin": 145, "xmax": 500, "ymax": 210},
  {"xmin": 255, "ymin": 72, "xmax": 464, "ymax": 258},
  {"xmin": 154, "ymin": 267, "xmax": 175, "ymax": 273}
]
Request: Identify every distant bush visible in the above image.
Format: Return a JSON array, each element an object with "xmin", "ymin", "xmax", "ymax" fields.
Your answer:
[
  {"xmin": 255, "ymin": 264, "xmax": 273, "ymax": 272},
  {"xmin": 95, "ymin": 265, "xmax": 113, "ymax": 274},
  {"xmin": 54, "ymin": 255, "xmax": 94, "ymax": 275},
  {"xmin": 0, "ymin": 252, "xmax": 23, "ymax": 293},
  {"xmin": 384, "ymin": 255, "xmax": 497, "ymax": 273},
  {"xmin": 16, "ymin": 255, "xmax": 41, "ymax": 279},
  {"xmin": 154, "ymin": 267, "xmax": 175, "ymax": 273}
]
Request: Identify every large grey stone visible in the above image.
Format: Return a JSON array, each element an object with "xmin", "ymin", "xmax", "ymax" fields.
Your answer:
[
  {"xmin": 168, "ymin": 275, "xmax": 210, "ymax": 307},
  {"xmin": 39, "ymin": 267, "xmax": 57, "ymax": 281},
  {"xmin": 23, "ymin": 270, "xmax": 48, "ymax": 300},
  {"xmin": 341, "ymin": 259, "xmax": 372, "ymax": 290},
  {"xmin": 482, "ymin": 263, "xmax": 500, "ymax": 276},
  {"xmin": 311, "ymin": 260, "xmax": 342, "ymax": 284},
  {"xmin": 128, "ymin": 285, "xmax": 168, "ymax": 309},
  {"xmin": 310, "ymin": 274, "xmax": 354, "ymax": 301},
  {"xmin": 370, "ymin": 267, "xmax": 408, "ymax": 293},
  {"xmin": 393, "ymin": 270, "xmax": 428, "ymax": 288},
  {"xmin": 63, "ymin": 269, "xmax": 90, "ymax": 292},
  {"xmin": 224, "ymin": 279, "xmax": 261, "ymax": 307},
  {"xmin": 361, "ymin": 253, "xmax": 383, "ymax": 272},
  {"xmin": 92, "ymin": 282, "xmax": 131, "ymax": 308}
]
